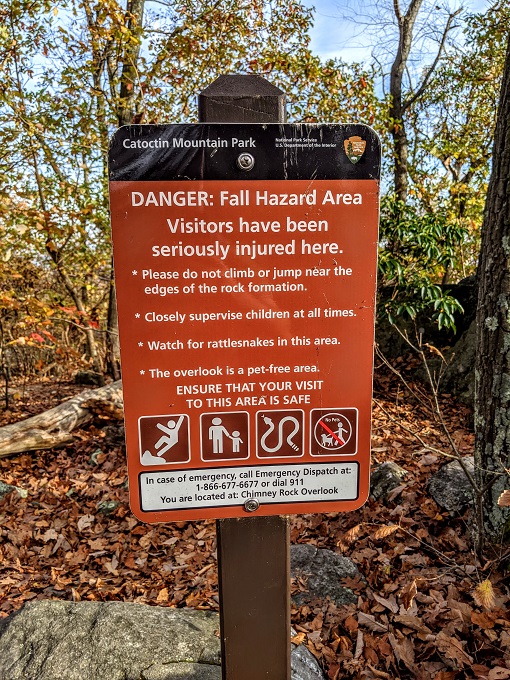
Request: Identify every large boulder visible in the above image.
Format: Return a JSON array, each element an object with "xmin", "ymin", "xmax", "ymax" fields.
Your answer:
[
  {"xmin": 376, "ymin": 276, "xmax": 478, "ymax": 405},
  {"xmin": 290, "ymin": 544, "xmax": 360, "ymax": 606},
  {"xmin": 440, "ymin": 320, "xmax": 476, "ymax": 407},
  {"xmin": 0, "ymin": 600, "xmax": 324, "ymax": 680}
]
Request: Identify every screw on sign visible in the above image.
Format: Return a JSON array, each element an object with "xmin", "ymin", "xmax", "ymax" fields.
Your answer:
[{"xmin": 236, "ymin": 153, "xmax": 255, "ymax": 171}]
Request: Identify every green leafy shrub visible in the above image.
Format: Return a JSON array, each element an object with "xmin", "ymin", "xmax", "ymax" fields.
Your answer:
[{"xmin": 378, "ymin": 195, "xmax": 466, "ymax": 331}]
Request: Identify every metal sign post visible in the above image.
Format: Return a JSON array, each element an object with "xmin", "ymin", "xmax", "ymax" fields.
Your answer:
[{"xmin": 108, "ymin": 74, "xmax": 381, "ymax": 680}]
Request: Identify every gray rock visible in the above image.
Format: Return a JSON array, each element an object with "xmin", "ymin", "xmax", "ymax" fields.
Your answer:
[
  {"xmin": 428, "ymin": 456, "xmax": 475, "ymax": 512},
  {"xmin": 291, "ymin": 643, "xmax": 325, "ymax": 680},
  {"xmin": 441, "ymin": 320, "xmax": 476, "ymax": 407},
  {"xmin": 370, "ymin": 462, "xmax": 407, "ymax": 500},
  {"xmin": 290, "ymin": 544, "xmax": 360, "ymax": 606},
  {"xmin": 0, "ymin": 481, "xmax": 16, "ymax": 501},
  {"xmin": 0, "ymin": 481, "xmax": 26, "ymax": 500},
  {"xmin": 0, "ymin": 600, "xmax": 324, "ymax": 680}
]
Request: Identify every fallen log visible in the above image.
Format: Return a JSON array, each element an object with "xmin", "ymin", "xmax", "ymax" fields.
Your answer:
[{"xmin": 0, "ymin": 381, "xmax": 123, "ymax": 457}]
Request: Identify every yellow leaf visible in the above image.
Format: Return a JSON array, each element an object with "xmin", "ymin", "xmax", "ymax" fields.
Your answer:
[
  {"xmin": 157, "ymin": 587, "xmax": 169, "ymax": 602},
  {"xmin": 343, "ymin": 523, "xmax": 364, "ymax": 544},
  {"xmin": 424, "ymin": 343, "xmax": 446, "ymax": 361},
  {"xmin": 497, "ymin": 490, "xmax": 510, "ymax": 507},
  {"xmin": 291, "ymin": 632, "xmax": 306, "ymax": 646},
  {"xmin": 472, "ymin": 579, "xmax": 496, "ymax": 610},
  {"xmin": 372, "ymin": 525, "xmax": 400, "ymax": 540}
]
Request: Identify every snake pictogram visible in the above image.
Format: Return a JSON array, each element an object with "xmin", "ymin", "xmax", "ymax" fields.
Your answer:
[{"xmin": 260, "ymin": 414, "xmax": 300, "ymax": 453}]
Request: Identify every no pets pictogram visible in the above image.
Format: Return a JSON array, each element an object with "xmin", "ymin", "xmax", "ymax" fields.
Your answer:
[{"xmin": 311, "ymin": 409, "xmax": 357, "ymax": 456}]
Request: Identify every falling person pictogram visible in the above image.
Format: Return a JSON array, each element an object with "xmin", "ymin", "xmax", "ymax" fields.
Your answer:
[{"xmin": 145, "ymin": 415, "xmax": 185, "ymax": 457}]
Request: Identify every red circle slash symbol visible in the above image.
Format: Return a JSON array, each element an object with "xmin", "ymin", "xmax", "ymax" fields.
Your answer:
[{"xmin": 318, "ymin": 419, "xmax": 345, "ymax": 446}]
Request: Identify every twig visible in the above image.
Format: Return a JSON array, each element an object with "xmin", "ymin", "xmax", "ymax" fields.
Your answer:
[{"xmin": 373, "ymin": 398, "xmax": 458, "ymax": 460}]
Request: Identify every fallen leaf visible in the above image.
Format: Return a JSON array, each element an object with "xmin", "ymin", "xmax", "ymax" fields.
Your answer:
[
  {"xmin": 471, "ymin": 610, "xmax": 497, "ymax": 629},
  {"xmin": 436, "ymin": 631, "xmax": 473, "ymax": 668},
  {"xmin": 472, "ymin": 580, "xmax": 496, "ymax": 610},
  {"xmin": 372, "ymin": 525, "xmax": 400, "ymax": 540},
  {"xmin": 354, "ymin": 629, "xmax": 364, "ymax": 660},
  {"xmin": 156, "ymin": 588, "xmax": 169, "ymax": 602},
  {"xmin": 497, "ymin": 490, "xmax": 510, "ymax": 507},
  {"xmin": 388, "ymin": 632, "xmax": 415, "ymax": 671},
  {"xmin": 291, "ymin": 632, "xmax": 306, "ymax": 646},
  {"xmin": 344, "ymin": 524, "xmax": 364, "ymax": 544},
  {"xmin": 343, "ymin": 615, "xmax": 358, "ymax": 634},
  {"xmin": 77, "ymin": 515, "xmax": 95, "ymax": 532},
  {"xmin": 471, "ymin": 663, "xmax": 490, "ymax": 679},
  {"xmin": 357, "ymin": 612, "xmax": 387, "ymax": 633},
  {"xmin": 488, "ymin": 669, "xmax": 510, "ymax": 680},
  {"xmin": 41, "ymin": 528, "xmax": 58, "ymax": 542},
  {"xmin": 393, "ymin": 614, "xmax": 431, "ymax": 634},
  {"xmin": 401, "ymin": 579, "xmax": 418, "ymax": 610},
  {"xmin": 372, "ymin": 592, "xmax": 399, "ymax": 614}
]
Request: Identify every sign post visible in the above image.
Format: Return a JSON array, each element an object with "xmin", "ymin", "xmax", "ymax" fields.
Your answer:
[
  {"xmin": 108, "ymin": 75, "xmax": 381, "ymax": 680},
  {"xmin": 199, "ymin": 75, "xmax": 291, "ymax": 680}
]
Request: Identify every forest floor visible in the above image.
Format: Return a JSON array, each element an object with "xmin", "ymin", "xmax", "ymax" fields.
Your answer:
[{"xmin": 0, "ymin": 360, "xmax": 509, "ymax": 680}]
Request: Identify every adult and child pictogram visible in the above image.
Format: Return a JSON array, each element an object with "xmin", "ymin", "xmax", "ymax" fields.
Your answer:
[{"xmin": 200, "ymin": 412, "xmax": 250, "ymax": 460}]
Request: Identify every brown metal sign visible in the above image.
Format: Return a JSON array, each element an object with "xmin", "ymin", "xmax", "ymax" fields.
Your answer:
[{"xmin": 109, "ymin": 124, "xmax": 380, "ymax": 522}]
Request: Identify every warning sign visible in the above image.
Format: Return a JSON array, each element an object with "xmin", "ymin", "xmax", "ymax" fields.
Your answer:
[{"xmin": 109, "ymin": 123, "xmax": 380, "ymax": 522}]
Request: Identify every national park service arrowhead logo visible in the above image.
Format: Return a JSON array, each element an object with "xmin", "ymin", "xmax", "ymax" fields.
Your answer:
[{"xmin": 344, "ymin": 136, "xmax": 366, "ymax": 164}]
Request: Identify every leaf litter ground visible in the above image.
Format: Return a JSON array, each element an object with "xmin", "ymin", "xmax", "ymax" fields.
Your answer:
[{"xmin": 0, "ymin": 366, "xmax": 509, "ymax": 680}]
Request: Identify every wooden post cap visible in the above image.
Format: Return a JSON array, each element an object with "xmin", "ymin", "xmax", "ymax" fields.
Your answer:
[{"xmin": 198, "ymin": 74, "xmax": 286, "ymax": 123}]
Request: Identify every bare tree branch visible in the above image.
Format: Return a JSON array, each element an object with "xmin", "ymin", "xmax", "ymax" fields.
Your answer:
[{"xmin": 403, "ymin": 8, "xmax": 461, "ymax": 110}]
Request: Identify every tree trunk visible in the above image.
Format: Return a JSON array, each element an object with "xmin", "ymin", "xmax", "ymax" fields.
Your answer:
[
  {"xmin": 389, "ymin": 0, "xmax": 423, "ymax": 203},
  {"xmin": 117, "ymin": 0, "xmax": 145, "ymax": 126},
  {"xmin": 0, "ymin": 381, "xmax": 123, "ymax": 456},
  {"xmin": 104, "ymin": 0, "xmax": 145, "ymax": 375},
  {"xmin": 106, "ymin": 261, "xmax": 122, "ymax": 381},
  {"xmin": 474, "ymin": 37, "xmax": 510, "ymax": 547}
]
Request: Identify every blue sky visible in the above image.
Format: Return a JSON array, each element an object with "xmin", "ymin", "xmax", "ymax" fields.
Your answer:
[{"xmin": 306, "ymin": 0, "xmax": 490, "ymax": 62}]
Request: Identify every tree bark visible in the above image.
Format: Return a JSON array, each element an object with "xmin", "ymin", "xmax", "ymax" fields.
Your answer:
[
  {"xmin": 117, "ymin": 0, "xmax": 145, "ymax": 126},
  {"xmin": 389, "ymin": 0, "xmax": 423, "ymax": 203},
  {"xmin": 474, "ymin": 37, "xmax": 510, "ymax": 547},
  {"xmin": 104, "ymin": 0, "xmax": 146, "ymax": 376},
  {"xmin": 0, "ymin": 381, "xmax": 123, "ymax": 457},
  {"xmin": 106, "ymin": 260, "xmax": 122, "ymax": 381}
]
